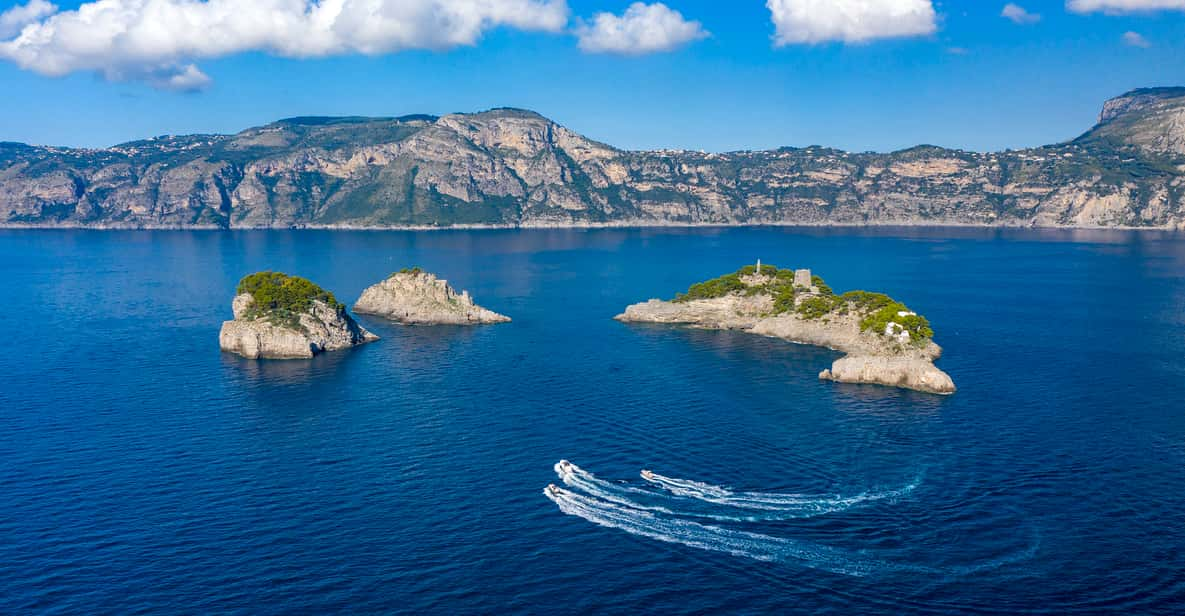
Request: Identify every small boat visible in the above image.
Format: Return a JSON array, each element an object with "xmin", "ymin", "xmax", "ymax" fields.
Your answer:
[
  {"xmin": 641, "ymin": 470, "xmax": 655, "ymax": 480},
  {"xmin": 546, "ymin": 483, "xmax": 562, "ymax": 497},
  {"xmin": 557, "ymin": 460, "xmax": 574, "ymax": 474}
]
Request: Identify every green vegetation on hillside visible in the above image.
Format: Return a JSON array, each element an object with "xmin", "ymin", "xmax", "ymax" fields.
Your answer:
[
  {"xmin": 795, "ymin": 295, "xmax": 836, "ymax": 319},
  {"xmin": 236, "ymin": 271, "xmax": 343, "ymax": 329},
  {"xmin": 811, "ymin": 275, "xmax": 833, "ymax": 296},
  {"xmin": 674, "ymin": 264, "xmax": 799, "ymax": 306},
  {"xmin": 860, "ymin": 302, "xmax": 934, "ymax": 342},
  {"xmin": 674, "ymin": 269, "xmax": 747, "ymax": 301},
  {"xmin": 673, "ymin": 265, "xmax": 934, "ymax": 345}
]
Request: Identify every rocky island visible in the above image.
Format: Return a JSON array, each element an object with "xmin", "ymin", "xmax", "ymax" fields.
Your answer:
[
  {"xmin": 616, "ymin": 264, "xmax": 955, "ymax": 394},
  {"xmin": 354, "ymin": 268, "xmax": 510, "ymax": 325},
  {"xmin": 219, "ymin": 271, "xmax": 378, "ymax": 359}
]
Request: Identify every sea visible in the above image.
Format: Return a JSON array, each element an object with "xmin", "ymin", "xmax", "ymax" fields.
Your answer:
[{"xmin": 2, "ymin": 226, "xmax": 1184, "ymax": 614}]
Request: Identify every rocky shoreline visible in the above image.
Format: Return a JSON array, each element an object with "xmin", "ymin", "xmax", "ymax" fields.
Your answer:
[
  {"xmin": 354, "ymin": 269, "xmax": 510, "ymax": 325},
  {"xmin": 616, "ymin": 265, "xmax": 955, "ymax": 395},
  {"xmin": 220, "ymin": 269, "xmax": 512, "ymax": 360},
  {"xmin": 219, "ymin": 273, "xmax": 377, "ymax": 359},
  {"xmin": 4, "ymin": 88, "xmax": 1185, "ymax": 230},
  {"xmin": 5, "ymin": 221, "xmax": 1185, "ymax": 232}
]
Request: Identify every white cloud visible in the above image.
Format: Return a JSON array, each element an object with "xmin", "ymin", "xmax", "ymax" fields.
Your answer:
[
  {"xmin": 575, "ymin": 2, "xmax": 707, "ymax": 55},
  {"xmin": 150, "ymin": 63, "xmax": 211, "ymax": 91},
  {"xmin": 0, "ymin": 0, "xmax": 570, "ymax": 90},
  {"xmin": 1067, "ymin": 0, "xmax": 1185, "ymax": 12},
  {"xmin": 1001, "ymin": 3, "xmax": 1041, "ymax": 23},
  {"xmin": 766, "ymin": 0, "xmax": 937, "ymax": 45},
  {"xmin": 1122, "ymin": 30, "xmax": 1152, "ymax": 46},
  {"xmin": 0, "ymin": 0, "xmax": 56, "ymax": 39}
]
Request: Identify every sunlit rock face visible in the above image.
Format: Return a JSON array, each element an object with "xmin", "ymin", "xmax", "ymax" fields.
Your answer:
[
  {"xmin": 1087, "ymin": 87, "xmax": 1185, "ymax": 156},
  {"xmin": 3, "ymin": 90, "xmax": 1185, "ymax": 230},
  {"xmin": 354, "ymin": 271, "xmax": 510, "ymax": 326},
  {"xmin": 219, "ymin": 293, "xmax": 378, "ymax": 360}
]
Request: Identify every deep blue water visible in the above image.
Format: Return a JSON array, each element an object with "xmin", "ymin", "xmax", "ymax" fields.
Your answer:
[{"xmin": 2, "ymin": 226, "xmax": 1185, "ymax": 614}]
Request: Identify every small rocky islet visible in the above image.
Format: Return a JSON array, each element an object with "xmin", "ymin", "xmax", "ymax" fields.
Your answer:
[
  {"xmin": 219, "ymin": 271, "xmax": 378, "ymax": 359},
  {"xmin": 220, "ymin": 269, "xmax": 510, "ymax": 359},
  {"xmin": 354, "ymin": 268, "xmax": 510, "ymax": 325},
  {"xmin": 616, "ymin": 263, "xmax": 956, "ymax": 395}
]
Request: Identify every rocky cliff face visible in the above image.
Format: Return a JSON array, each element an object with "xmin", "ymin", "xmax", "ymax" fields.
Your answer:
[
  {"xmin": 4, "ymin": 90, "xmax": 1185, "ymax": 229},
  {"xmin": 219, "ymin": 292, "xmax": 378, "ymax": 359},
  {"xmin": 1086, "ymin": 87, "xmax": 1185, "ymax": 156},
  {"xmin": 354, "ymin": 270, "xmax": 510, "ymax": 325}
]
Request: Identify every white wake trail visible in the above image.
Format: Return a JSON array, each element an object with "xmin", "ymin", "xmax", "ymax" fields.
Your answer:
[
  {"xmin": 554, "ymin": 461, "xmax": 683, "ymax": 516},
  {"xmin": 641, "ymin": 469, "xmax": 919, "ymax": 513},
  {"xmin": 543, "ymin": 485, "xmax": 898, "ymax": 576},
  {"xmin": 556, "ymin": 461, "xmax": 915, "ymax": 520},
  {"xmin": 546, "ymin": 465, "xmax": 1036, "ymax": 577},
  {"xmin": 554, "ymin": 462, "xmax": 811, "ymax": 521}
]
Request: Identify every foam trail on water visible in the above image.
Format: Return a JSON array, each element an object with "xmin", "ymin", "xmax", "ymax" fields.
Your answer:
[
  {"xmin": 545, "ymin": 470, "xmax": 1038, "ymax": 578},
  {"xmin": 544, "ymin": 486, "xmax": 901, "ymax": 576},
  {"xmin": 944, "ymin": 514, "xmax": 1042, "ymax": 578},
  {"xmin": 557, "ymin": 461, "xmax": 915, "ymax": 520},
  {"xmin": 554, "ymin": 461, "xmax": 683, "ymax": 516},
  {"xmin": 555, "ymin": 462, "xmax": 786, "ymax": 521},
  {"xmin": 641, "ymin": 469, "xmax": 919, "ymax": 513}
]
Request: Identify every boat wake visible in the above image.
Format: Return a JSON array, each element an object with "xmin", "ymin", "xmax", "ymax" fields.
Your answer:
[
  {"xmin": 554, "ymin": 461, "xmax": 682, "ymax": 516},
  {"xmin": 543, "ymin": 484, "xmax": 897, "ymax": 576},
  {"xmin": 555, "ymin": 461, "xmax": 913, "ymax": 520},
  {"xmin": 545, "ymin": 461, "xmax": 1036, "ymax": 576},
  {"xmin": 639, "ymin": 468, "xmax": 919, "ymax": 513}
]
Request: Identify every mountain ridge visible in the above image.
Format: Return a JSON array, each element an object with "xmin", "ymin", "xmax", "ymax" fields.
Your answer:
[{"xmin": 3, "ymin": 88, "xmax": 1184, "ymax": 229}]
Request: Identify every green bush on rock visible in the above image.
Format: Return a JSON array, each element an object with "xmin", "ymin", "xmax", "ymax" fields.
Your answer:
[
  {"xmin": 772, "ymin": 286, "xmax": 797, "ymax": 314},
  {"xmin": 840, "ymin": 290, "xmax": 895, "ymax": 312},
  {"xmin": 795, "ymin": 295, "xmax": 839, "ymax": 319},
  {"xmin": 676, "ymin": 264, "xmax": 801, "ymax": 306},
  {"xmin": 671, "ymin": 265, "xmax": 936, "ymax": 345},
  {"xmin": 675, "ymin": 272, "xmax": 748, "ymax": 301},
  {"xmin": 811, "ymin": 275, "xmax": 834, "ymax": 297},
  {"xmin": 236, "ymin": 272, "xmax": 344, "ymax": 329},
  {"xmin": 860, "ymin": 302, "xmax": 934, "ymax": 343}
]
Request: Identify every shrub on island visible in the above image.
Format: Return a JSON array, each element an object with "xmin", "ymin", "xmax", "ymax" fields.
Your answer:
[
  {"xmin": 674, "ymin": 271, "xmax": 748, "ymax": 301},
  {"xmin": 795, "ymin": 295, "xmax": 837, "ymax": 320},
  {"xmin": 675, "ymin": 264, "xmax": 799, "ymax": 303},
  {"xmin": 860, "ymin": 303, "xmax": 934, "ymax": 342},
  {"xmin": 236, "ymin": 271, "xmax": 344, "ymax": 329},
  {"xmin": 221, "ymin": 271, "xmax": 377, "ymax": 359},
  {"xmin": 670, "ymin": 265, "xmax": 934, "ymax": 346}
]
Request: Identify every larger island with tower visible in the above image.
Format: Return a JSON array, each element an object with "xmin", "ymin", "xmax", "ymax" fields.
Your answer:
[{"xmin": 616, "ymin": 262, "xmax": 955, "ymax": 395}]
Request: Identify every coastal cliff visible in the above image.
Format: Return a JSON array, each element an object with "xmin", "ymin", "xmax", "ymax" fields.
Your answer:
[
  {"xmin": 354, "ymin": 269, "xmax": 510, "ymax": 325},
  {"xmin": 219, "ymin": 272, "xmax": 377, "ymax": 359},
  {"xmin": 616, "ymin": 265, "xmax": 955, "ymax": 394},
  {"xmin": 2, "ymin": 88, "xmax": 1185, "ymax": 230}
]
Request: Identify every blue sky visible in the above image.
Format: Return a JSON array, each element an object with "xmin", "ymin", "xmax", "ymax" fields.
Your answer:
[{"xmin": 0, "ymin": 1, "xmax": 1182, "ymax": 153}]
